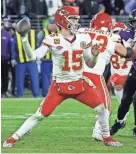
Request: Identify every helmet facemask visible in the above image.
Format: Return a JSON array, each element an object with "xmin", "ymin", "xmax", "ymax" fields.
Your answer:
[
  {"xmin": 67, "ymin": 15, "xmax": 80, "ymax": 31},
  {"xmin": 130, "ymin": 20, "xmax": 136, "ymax": 29},
  {"xmin": 129, "ymin": 9, "xmax": 136, "ymax": 29}
]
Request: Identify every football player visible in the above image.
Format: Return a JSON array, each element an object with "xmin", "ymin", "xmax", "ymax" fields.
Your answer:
[
  {"xmin": 3, "ymin": 6, "xmax": 123, "ymax": 147},
  {"xmin": 78, "ymin": 12, "xmax": 134, "ymax": 141},
  {"xmin": 110, "ymin": 22, "xmax": 132, "ymax": 104},
  {"xmin": 110, "ymin": 9, "xmax": 136, "ymax": 138}
]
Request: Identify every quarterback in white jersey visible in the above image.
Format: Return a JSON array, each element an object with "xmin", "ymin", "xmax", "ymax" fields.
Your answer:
[
  {"xmin": 3, "ymin": 7, "xmax": 123, "ymax": 147},
  {"xmin": 78, "ymin": 13, "xmax": 133, "ymax": 141}
]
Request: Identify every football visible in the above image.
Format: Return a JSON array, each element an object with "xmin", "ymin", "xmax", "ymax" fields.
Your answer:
[{"xmin": 16, "ymin": 19, "xmax": 31, "ymax": 35}]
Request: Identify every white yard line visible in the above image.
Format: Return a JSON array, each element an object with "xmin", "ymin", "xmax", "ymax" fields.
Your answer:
[
  {"xmin": 4, "ymin": 153, "xmax": 121, "ymax": 154},
  {"xmin": 3, "ymin": 153, "xmax": 132, "ymax": 154},
  {"xmin": 1, "ymin": 113, "xmax": 95, "ymax": 120},
  {"xmin": 1, "ymin": 96, "xmax": 117, "ymax": 101},
  {"xmin": 1, "ymin": 97, "xmax": 44, "ymax": 101}
]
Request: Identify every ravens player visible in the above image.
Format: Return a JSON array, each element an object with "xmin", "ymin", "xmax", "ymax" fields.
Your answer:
[{"xmin": 110, "ymin": 9, "xmax": 136, "ymax": 138}]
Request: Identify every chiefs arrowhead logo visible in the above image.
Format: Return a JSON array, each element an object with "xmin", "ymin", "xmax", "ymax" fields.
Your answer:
[{"xmin": 68, "ymin": 85, "xmax": 75, "ymax": 91}]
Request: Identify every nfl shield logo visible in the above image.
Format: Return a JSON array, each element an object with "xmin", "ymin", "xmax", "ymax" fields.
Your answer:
[
  {"xmin": 80, "ymin": 41, "xmax": 87, "ymax": 49},
  {"xmin": 54, "ymin": 39, "xmax": 60, "ymax": 44}
]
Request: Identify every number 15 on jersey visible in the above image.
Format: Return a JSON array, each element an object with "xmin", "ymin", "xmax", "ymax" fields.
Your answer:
[{"xmin": 62, "ymin": 50, "xmax": 83, "ymax": 71}]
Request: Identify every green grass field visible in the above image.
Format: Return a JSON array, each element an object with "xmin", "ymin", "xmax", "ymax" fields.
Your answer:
[{"xmin": 1, "ymin": 97, "xmax": 136, "ymax": 153}]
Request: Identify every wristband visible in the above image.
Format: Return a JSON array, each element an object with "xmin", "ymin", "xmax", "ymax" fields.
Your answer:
[{"xmin": 124, "ymin": 47, "xmax": 133, "ymax": 58}]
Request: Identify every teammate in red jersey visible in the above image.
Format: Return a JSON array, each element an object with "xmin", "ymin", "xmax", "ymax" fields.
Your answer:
[{"xmin": 78, "ymin": 13, "xmax": 133, "ymax": 141}]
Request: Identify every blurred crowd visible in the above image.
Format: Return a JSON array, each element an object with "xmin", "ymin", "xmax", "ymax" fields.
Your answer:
[{"xmin": 2, "ymin": 0, "xmax": 136, "ymax": 18}]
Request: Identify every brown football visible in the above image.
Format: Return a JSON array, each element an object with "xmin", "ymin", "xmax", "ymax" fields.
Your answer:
[{"xmin": 16, "ymin": 19, "xmax": 31, "ymax": 35}]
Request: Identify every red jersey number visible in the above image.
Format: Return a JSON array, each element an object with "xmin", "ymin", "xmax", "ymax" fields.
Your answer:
[
  {"xmin": 110, "ymin": 55, "xmax": 128, "ymax": 69},
  {"xmin": 89, "ymin": 32, "xmax": 108, "ymax": 52},
  {"xmin": 62, "ymin": 50, "xmax": 83, "ymax": 71}
]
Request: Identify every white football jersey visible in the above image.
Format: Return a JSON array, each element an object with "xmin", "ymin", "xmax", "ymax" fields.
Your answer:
[
  {"xmin": 110, "ymin": 54, "xmax": 132, "ymax": 75},
  {"xmin": 78, "ymin": 28, "xmax": 119, "ymax": 75},
  {"xmin": 41, "ymin": 33, "xmax": 92, "ymax": 83}
]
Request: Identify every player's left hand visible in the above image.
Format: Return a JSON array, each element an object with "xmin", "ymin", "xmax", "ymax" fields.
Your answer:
[{"xmin": 91, "ymin": 44, "xmax": 100, "ymax": 56}]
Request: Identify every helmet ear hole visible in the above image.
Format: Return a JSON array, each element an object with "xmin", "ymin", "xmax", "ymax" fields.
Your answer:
[{"xmin": 67, "ymin": 24, "xmax": 71, "ymax": 29}]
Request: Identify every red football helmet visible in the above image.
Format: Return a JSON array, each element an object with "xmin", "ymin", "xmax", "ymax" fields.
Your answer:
[
  {"xmin": 112, "ymin": 22, "xmax": 127, "ymax": 33},
  {"xmin": 90, "ymin": 12, "xmax": 112, "ymax": 30},
  {"xmin": 55, "ymin": 6, "xmax": 80, "ymax": 31},
  {"xmin": 90, "ymin": 18, "xmax": 96, "ymax": 28}
]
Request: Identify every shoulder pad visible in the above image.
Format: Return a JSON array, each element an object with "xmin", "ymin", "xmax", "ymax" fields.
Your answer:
[
  {"xmin": 111, "ymin": 33, "xmax": 121, "ymax": 43},
  {"xmin": 42, "ymin": 33, "xmax": 61, "ymax": 47},
  {"xmin": 119, "ymin": 29, "xmax": 135, "ymax": 41},
  {"xmin": 42, "ymin": 35, "xmax": 53, "ymax": 48},
  {"xmin": 78, "ymin": 27, "xmax": 91, "ymax": 33},
  {"xmin": 78, "ymin": 28, "xmax": 86, "ymax": 33},
  {"xmin": 78, "ymin": 33, "xmax": 92, "ymax": 49}
]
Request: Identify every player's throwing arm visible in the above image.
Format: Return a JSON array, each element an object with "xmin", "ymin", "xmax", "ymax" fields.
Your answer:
[{"xmin": 16, "ymin": 19, "xmax": 49, "ymax": 60}]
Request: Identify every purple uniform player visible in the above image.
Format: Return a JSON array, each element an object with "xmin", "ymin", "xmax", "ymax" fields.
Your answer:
[
  {"xmin": 119, "ymin": 28, "xmax": 136, "ymax": 69},
  {"xmin": 111, "ymin": 9, "xmax": 136, "ymax": 138}
]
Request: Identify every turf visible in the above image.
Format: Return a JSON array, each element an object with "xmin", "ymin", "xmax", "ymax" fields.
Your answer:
[{"xmin": 1, "ymin": 97, "xmax": 136, "ymax": 153}]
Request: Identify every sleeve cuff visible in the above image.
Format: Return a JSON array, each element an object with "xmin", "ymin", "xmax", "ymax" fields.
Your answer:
[{"xmin": 22, "ymin": 36, "xmax": 28, "ymax": 42}]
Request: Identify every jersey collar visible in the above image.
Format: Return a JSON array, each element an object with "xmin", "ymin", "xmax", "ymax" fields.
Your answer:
[{"xmin": 63, "ymin": 34, "xmax": 76, "ymax": 44}]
